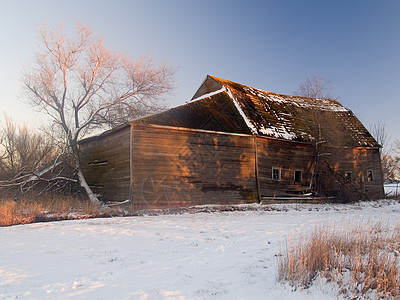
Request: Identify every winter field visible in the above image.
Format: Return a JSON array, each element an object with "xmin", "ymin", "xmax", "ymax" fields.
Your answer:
[{"xmin": 1, "ymin": 200, "xmax": 399, "ymax": 299}]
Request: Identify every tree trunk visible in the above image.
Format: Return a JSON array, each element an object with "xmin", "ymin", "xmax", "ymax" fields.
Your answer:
[
  {"xmin": 76, "ymin": 168, "xmax": 101, "ymax": 204},
  {"xmin": 70, "ymin": 139, "xmax": 101, "ymax": 204}
]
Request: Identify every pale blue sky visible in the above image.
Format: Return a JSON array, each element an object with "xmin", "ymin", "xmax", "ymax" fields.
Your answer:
[{"xmin": 1, "ymin": 0, "xmax": 399, "ymax": 142}]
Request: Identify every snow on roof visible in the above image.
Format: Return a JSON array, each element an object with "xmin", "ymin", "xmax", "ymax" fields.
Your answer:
[
  {"xmin": 243, "ymin": 86, "xmax": 349, "ymax": 112},
  {"xmin": 225, "ymin": 87, "xmax": 258, "ymax": 134},
  {"xmin": 201, "ymin": 75, "xmax": 379, "ymax": 147},
  {"xmin": 190, "ymin": 86, "xmax": 227, "ymax": 103}
]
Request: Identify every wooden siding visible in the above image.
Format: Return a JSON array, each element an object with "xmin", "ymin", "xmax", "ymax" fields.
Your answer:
[
  {"xmin": 256, "ymin": 137, "xmax": 315, "ymax": 196},
  {"xmin": 322, "ymin": 146, "xmax": 384, "ymax": 199},
  {"xmin": 79, "ymin": 126, "xmax": 131, "ymax": 201},
  {"xmin": 78, "ymin": 122, "xmax": 383, "ymax": 204},
  {"xmin": 130, "ymin": 124, "xmax": 258, "ymax": 206},
  {"xmin": 255, "ymin": 137, "xmax": 383, "ymax": 199}
]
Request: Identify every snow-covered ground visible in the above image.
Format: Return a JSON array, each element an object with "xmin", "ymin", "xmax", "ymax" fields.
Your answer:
[{"xmin": 1, "ymin": 200, "xmax": 399, "ymax": 300}]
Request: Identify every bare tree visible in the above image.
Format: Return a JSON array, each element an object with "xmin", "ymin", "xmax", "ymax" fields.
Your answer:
[
  {"xmin": 381, "ymin": 153, "xmax": 399, "ymax": 181},
  {"xmin": 23, "ymin": 22, "xmax": 175, "ymax": 203},
  {"xmin": 370, "ymin": 119, "xmax": 391, "ymax": 149},
  {"xmin": 390, "ymin": 139, "xmax": 400, "ymax": 181},
  {"xmin": 369, "ymin": 120, "xmax": 399, "ymax": 181},
  {"xmin": 0, "ymin": 115, "xmax": 57, "ymax": 180},
  {"xmin": 295, "ymin": 75, "xmax": 336, "ymax": 194},
  {"xmin": 295, "ymin": 76, "xmax": 366, "ymax": 201},
  {"xmin": 295, "ymin": 75, "xmax": 333, "ymax": 99}
]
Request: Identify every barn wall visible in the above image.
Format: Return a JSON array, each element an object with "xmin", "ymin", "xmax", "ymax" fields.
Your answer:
[
  {"xmin": 78, "ymin": 122, "xmax": 383, "ymax": 204},
  {"xmin": 256, "ymin": 137, "xmax": 315, "ymax": 197},
  {"xmin": 79, "ymin": 126, "xmax": 131, "ymax": 201},
  {"xmin": 323, "ymin": 146, "xmax": 384, "ymax": 199},
  {"xmin": 255, "ymin": 137, "xmax": 384, "ymax": 200},
  {"xmin": 130, "ymin": 124, "xmax": 258, "ymax": 207}
]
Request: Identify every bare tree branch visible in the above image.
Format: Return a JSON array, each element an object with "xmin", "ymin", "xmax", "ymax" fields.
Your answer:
[
  {"xmin": 295, "ymin": 75, "xmax": 334, "ymax": 99},
  {"xmin": 370, "ymin": 119, "xmax": 391, "ymax": 149},
  {"xmin": 22, "ymin": 22, "xmax": 175, "ymax": 203},
  {"xmin": 0, "ymin": 115, "xmax": 58, "ymax": 180}
]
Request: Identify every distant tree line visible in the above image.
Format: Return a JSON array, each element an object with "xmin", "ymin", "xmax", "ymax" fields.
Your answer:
[{"xmin": 0, "ymin": 115, "xmax": 57, "ymax": 179}]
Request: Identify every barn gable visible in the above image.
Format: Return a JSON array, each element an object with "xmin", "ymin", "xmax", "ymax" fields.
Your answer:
[{"xmin": 133, "ymin": 89, "xmax": 251, "ymax": 134}]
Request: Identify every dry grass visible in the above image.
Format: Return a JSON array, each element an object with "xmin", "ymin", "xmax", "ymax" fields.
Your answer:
[
  {"xmin": 278, "ymin": 222, "xmax": 400, "ymax": 298},
  {"xmin": 0, "ymin": 194, "xmax": 130, "ymax": 226}
]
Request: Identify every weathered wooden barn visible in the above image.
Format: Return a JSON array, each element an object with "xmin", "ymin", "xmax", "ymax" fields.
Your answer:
[{"xmin": 79, "ymin": 75, "xmax": 384, "ymax": 206}]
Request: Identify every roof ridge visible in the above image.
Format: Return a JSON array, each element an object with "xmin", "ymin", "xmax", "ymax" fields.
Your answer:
[{"xmin": 208, "ymin": 75, "xmax": 339, "ymax": 102}]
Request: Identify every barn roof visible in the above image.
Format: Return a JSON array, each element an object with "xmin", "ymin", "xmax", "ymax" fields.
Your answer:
[
  {"xmin": 134, "ymin": 75, "xmax": 379, "ymax": 148},
  {"xmin": 133, "ymin": 87, "xmax": 251, "ymax": 135}
]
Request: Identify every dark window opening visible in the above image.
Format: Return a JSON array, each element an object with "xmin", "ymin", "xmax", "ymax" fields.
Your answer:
[
  {"xmin": 345, "ymin": 172, "xmax": 352, "ymax": 183},
  {"xmin": 88, "ymin": 160, "xmax": 108, "ymax": 166},
  {"xmin": 88, "ymin": 184, "xmax": 104, "ymax": 189},
  {"xmin": 272, "ymin": 167, "xmax": 281, "ymax": 181},
  {"xmin": 367, "ymin": 170, "xmax": 373, "ymax": 181},
  {"xmin": 294, "ymin": 170, "xmax": 302, "ymax": 183}
]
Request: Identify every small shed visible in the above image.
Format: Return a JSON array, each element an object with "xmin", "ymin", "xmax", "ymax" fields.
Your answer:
[{"xmin": 79, "ymin": 75, "xmax": 384, "ymax": 206}]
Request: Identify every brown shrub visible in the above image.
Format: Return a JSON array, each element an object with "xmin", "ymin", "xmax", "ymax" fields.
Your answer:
[
  {"xmin": 0, "ymin": 199, "xmax": 36, "ymax": 226},
  {"xmin": 278, "ymin": 222, "xmax": 400, "ymax": 298},
  {"xmin": 0, "ymin": 194, "xmax": 108, "ymax": 226}
]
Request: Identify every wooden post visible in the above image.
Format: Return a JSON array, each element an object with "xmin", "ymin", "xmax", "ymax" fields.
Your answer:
[
  {"xmin": 129, "ymin": 123, "xmax": 134, "ymax": 204},
  {"xmin": 254, "ymin": 135, "xmax": 262, "ymax": 203}
]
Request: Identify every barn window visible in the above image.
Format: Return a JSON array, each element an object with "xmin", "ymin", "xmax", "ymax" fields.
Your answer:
[
  {"xmin": 294, "ymin": 170, "xmax": 302, "ymax": 183},
  {"xmin": 345, "ymin": 172, "xmax": 352, "ymax": 183},
  {"xmin": 367, "ymin": 170, "xmax": 374, "ymax": 181},
  {"xmin": 88, "ymin": 184, "xmax": 104, "ymax": 189},
  {"xmin": 88, "ymin": 160, "xmax": 108, "ymax": 166},
  {"xmin": 272, "ymin": 167, "xmax": 281, "ymax": 181}
]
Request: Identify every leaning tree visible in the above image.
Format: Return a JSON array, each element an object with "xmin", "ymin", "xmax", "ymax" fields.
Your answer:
[{"xmin": 23, "ymin": 22, "xmax": 175, "ymax": 203}]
